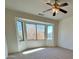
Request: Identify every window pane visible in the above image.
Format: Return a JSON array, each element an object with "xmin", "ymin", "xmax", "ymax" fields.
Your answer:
[
  {"xmin": 16, "ymin": 21, "xmax": 23, "ymax": 41},
  {"xmin": 37, "ymin": 25, "xmax": 45, "ymax": 40},
  {"xmin": 26, "ymin": 24, "xmax": 36, "ymax": 40},
  {"xmin": 47, "ymin": 25, "xmax": 53, "ymax": 40}
]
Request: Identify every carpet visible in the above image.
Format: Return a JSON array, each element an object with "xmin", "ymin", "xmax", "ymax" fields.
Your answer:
[{"xmin": 8, "ymin": 47, "xmax": 73, "ymax": 59}]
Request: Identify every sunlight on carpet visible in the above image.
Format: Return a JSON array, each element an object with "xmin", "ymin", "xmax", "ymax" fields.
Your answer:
[{"xmin": 22, "ymin": 48, "xmax": 45, "ymax": 55}]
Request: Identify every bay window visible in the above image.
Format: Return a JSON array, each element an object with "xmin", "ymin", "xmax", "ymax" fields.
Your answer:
[{"xmin": 16, "ymin": 17, "xmax": 54, "ymax": 41}]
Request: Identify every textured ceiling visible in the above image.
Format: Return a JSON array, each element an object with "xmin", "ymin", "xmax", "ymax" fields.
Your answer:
[{"xmin": 5, "ymin": 0, "xmax": 73, "ymax": 20}]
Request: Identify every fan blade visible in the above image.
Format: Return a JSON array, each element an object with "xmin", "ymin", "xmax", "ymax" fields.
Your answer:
[
  {"xmin": 43, "ymin": 8, "xmax": 52, "ymax": 13},
  {"xmin": 53, "ymin": 12, "xmax": 56, "ymax": 16},
  {"xmin": 38, "ymin": 13, "xmax": 44, "ymax": 16},
  {"xmin": 59, "ymin": 8, "xmax": 67, "ymax": 13},
  {"xmin": 46, "ymin": 3, "xmax": 52, "ymax": 6},
  {"xmin": 60, "ymin": 3, "xmax": 68, "ymax": 7}
]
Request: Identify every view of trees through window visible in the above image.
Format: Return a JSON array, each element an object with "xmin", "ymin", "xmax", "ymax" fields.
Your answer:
[{"xmin": 16, "ymin": 18, "xmax": 54, "ymax": 41}]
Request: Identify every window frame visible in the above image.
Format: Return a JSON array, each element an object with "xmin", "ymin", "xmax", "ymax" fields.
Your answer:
[
  {"xmin": 47, "ymin": 25, "xmax": 54, "ymax": 40},
  {"xmin": 16, "ymin": 20, "xmax": 24, "ymax": 41},
  {"xmin": 36, "ymin": 24, "xmax": 46, "ymax": 40},
  {"xmin": 25, "ymin": 23, "xmax": 37, "ymax": 40},
  {"xmin": 16, "ymin": 17, "xmax": 54, "ymax": 41},
  {"xmin": 25, "ymin": 22, "xmax": 46, "ymax": 40}
]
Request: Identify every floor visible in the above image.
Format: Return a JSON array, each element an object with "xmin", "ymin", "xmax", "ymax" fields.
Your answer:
[{"xmin": 8, "ymin": 47, "xmax": 73, "ymax": 59}]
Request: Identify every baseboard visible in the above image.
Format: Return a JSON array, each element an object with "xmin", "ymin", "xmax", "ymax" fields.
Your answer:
[
  {"xmin": 8, "ymin": 52, "xmax": 20, "ymax": 55},
  {"xmin": 58, "ymin": 46, "xmax": 73, "ymax": 51},
  {"xmin": 8, "ymin": 46, "xmax": 45, "ymax": 55},
  {"xmin": 8, "ymin": 46, "xmax": 59, "ymax": 55}
]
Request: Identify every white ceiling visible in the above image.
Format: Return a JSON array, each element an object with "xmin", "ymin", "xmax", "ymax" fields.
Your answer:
[{"xmin": 5, "ymin": 0, "xmax": 73, "ymax": 20}]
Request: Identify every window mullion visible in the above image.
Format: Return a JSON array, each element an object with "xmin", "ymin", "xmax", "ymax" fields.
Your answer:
[
  {"xmin": 36, "ymin": 24, "xmax": 37, "ymax": 40},
  {"xmin": 44, "ymin": 25, "xmax": 47, "ymax": 40},
  {"xmin": 22, "ymin": 22, "xmax": 24, "ymax": 41},
  {"xmin": 24, "ymin": 22, "xmax": 27, "ymax": 40}
]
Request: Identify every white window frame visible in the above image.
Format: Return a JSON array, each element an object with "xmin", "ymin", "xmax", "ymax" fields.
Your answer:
[{"xmin": 15, "ymin": 17, "xmax": 54, "ymax": 41}]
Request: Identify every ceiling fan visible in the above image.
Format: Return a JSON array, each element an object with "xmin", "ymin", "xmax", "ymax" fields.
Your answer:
[{"xmin": 42, "ymin": 0, "xmax": 68, "ymax": 16}]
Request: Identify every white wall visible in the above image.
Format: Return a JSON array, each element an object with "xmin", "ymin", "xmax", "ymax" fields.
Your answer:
[
  {"xmin": 5, "ymin": 9, "xmax": 59, "ymax": 53},
  {"xmin": 58, "ymin": 16, "xmax": 73, "ymax": 50},
  {"xmin": 18, "ymin": 41, "xmax": 46, "ymax": 51}
]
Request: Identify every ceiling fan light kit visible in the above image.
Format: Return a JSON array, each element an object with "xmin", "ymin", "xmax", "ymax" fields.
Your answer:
[{"xmin": 42, "ymin": 0, "xmax": 68, "ymax": 16}]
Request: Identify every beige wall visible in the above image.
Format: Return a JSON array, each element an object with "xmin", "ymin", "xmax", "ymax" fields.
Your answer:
[
  {"xmin": 5, "ymin": 9, "xmax": 18, "ymax": 53},
  {"xmin": 5, "ymin": 39, "xmax": 8, "ymax": 58},
  {"xmin": 5, "ymin": 8, "xmax": 59, "ymax": 53},
  {"xmin": 58, "ymin": 16, "xmax": 73, "ymax": 50}
]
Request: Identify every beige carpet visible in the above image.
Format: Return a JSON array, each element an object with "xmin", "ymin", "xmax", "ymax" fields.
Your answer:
[{"xmin": 8, "ymin": 47, "xmax": 73, "ymax": 59}]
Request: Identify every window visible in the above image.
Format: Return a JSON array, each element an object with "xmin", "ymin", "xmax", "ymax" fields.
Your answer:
[
  {"xmin": 26, "ymin": 24, "xmax": 36, "ymax": 40},
  {"xmin": 26, "ymin": 23, "xmax": 45, "ymax": 40},
  {"xmin": 16, "ymin": 17, "xmax": 54, "ymax": 41},
  {"xmin": 16, "ymin": 20, "xmax": 24, "ymax": 41},
  {"xmin": 47, "ymin": 25, "xmax": 53, "ymax": 40},
  {"xmin": 37, "ymin": 24, "xmax": 45, "ymax": 40}
]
